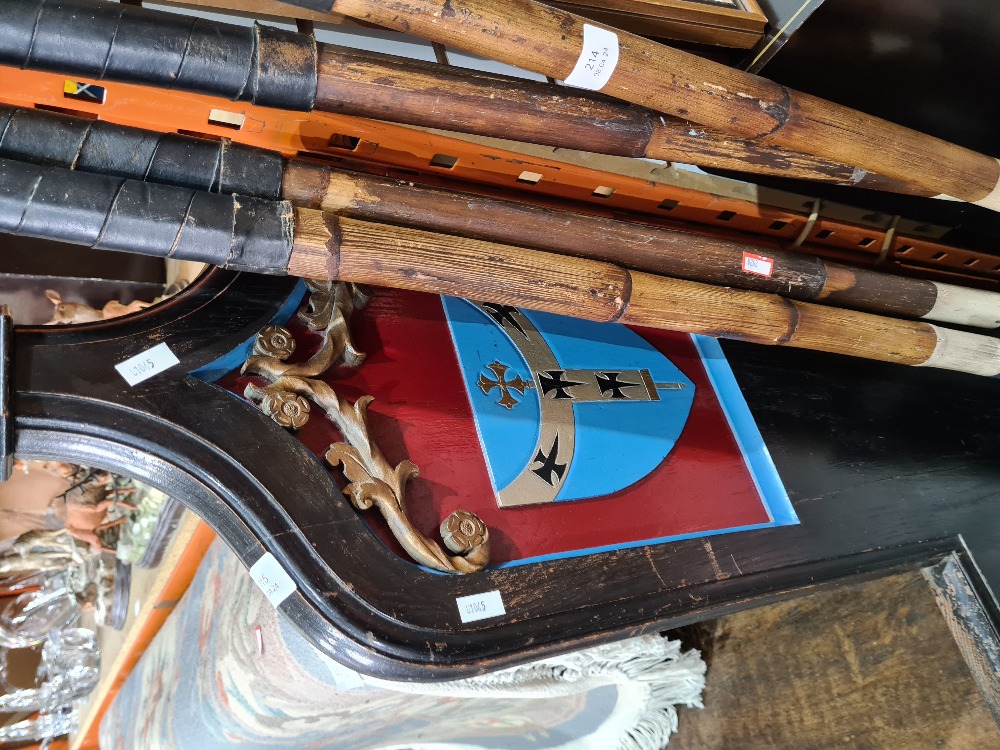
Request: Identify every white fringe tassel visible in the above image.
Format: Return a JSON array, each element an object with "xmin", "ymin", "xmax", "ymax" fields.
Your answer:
[{"xmin": 366, "ymin": 634, "xmax": 705, "ymax": 750}]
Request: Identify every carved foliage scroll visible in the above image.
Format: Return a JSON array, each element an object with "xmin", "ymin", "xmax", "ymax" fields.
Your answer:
[{"xmin": 242, "ymin": 281, "xmax": 489, "ymax": 574}]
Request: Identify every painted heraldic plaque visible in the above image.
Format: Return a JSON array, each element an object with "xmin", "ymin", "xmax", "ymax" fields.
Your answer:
[{"xmin": 224, "ymin": 287, "xmax": 797, "ymax": 568}]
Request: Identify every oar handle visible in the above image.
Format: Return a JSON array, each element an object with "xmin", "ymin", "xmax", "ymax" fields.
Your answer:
[
  {"xmin": 287, "ymin": 161, "xmax": 1000, "ymax": 330},
  {"xmin": 0, "ymin": 155, "xmax": 996, "ymax": 380},
  {"xmin": 312, "ymin": 45, "xmax": 922, "ymax": 194},
  {"xmin": 0, "ymin": 0, "xmax": 316, "ymax": 110},
  {"xmin": 320, "ymin": 0, "xmax": 1000, "ymax": 206},
  {"xmin": 290, "ymin": 211, "xmax": 1000, "ymax": 380},
  {"xmin": 0, "ymin": 104, "xmax": 285, "ymax": 200},
  {"xmin": 0, "ymin": 0, "xmax": 950, "ymax": 197},
  {"xmin": 3, "ymin": 119, "xmax": 998, "ymax": 332},
  {"xmin": 0, "ymin": 158, "xmax": 292, "ymax": 273}
]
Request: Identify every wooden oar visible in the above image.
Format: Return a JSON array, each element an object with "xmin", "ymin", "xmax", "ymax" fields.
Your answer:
[
  {"xmin": 0, "ymin": 0, "xmax": 947, "ymax": 198},
  {"xmin": 310, "ymin": 40, "xmax": 924, "ymax": 193},
  {"xmin": 300, "ymin": 0, "xmax": 1000, "ymax": 208},
  {"xmin": 0, "ymin": 157, "xmax": 997, "ymax": 380},
  {"xmin": 2, "ymin": 104, "xmax": 996, "ymax": 328}
]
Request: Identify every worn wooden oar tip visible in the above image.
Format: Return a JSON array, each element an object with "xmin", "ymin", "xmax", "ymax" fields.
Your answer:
[
  {"xmin": 919, "ymin": 326, "xmax": 1000, "ymax": 377},
  {"xmin": 920, "ymin": 285, "xmax": 1000, "ymax": 330}
]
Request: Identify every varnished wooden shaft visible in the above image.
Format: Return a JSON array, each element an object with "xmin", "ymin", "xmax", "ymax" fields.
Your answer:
[
  {"xmin": 288, "ymin": 208, "xmax": 1000, "ymax": 377},
  {"xmin": 645, "ymin": 126, "xmax": 929, "ymax": 196},
  {"xmin": 282, "ymin": 161, "xmax": 989, "ymax": 327},
  {"xmin": 622, "ymin": 273, "xmax": 934, "ymax": 365},
  {"xmin": 316, "ymin": 45, "xmax": 926, "ymax": 194},
  {"xmin": 324, "ymin": 0, "xmax": 1000, "ymax": 205},
  {"xmin": 289, "ymin": 208, "xmax": 628, "ymax": 320}
]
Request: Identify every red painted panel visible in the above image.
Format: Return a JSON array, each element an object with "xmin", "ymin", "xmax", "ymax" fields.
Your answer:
[{"xmin": 222, "ymin": 287, "xmax": 773, "ymax": 566}]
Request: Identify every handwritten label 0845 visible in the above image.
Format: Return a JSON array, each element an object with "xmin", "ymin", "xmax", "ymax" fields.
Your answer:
[
  {"xmin": 249, "ymin": 552, "xmax": 297, "ymax": 607},
  {"xmin": 456, "ymin": 590, "xmax": 506, "ymax": 623},
  {"xmin": 115, "ymin": 342, "xmax": 179, "ymax": 386},
  {"xmin": 563, "ymin": 25, "xmax": 620, "ymax": 91}
]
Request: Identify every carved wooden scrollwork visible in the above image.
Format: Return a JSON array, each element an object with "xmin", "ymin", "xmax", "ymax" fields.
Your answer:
[{"xmin": 242, "ymin": 281, "xmax": 489, "ymax": 574}]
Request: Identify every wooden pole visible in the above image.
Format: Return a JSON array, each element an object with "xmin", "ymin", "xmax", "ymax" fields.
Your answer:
[
  {"xmin": 314, "ymin": 45, "xmax": 927, "ymax": 195},
  {"xmin": 316, "ymin": 0, "xmax": 1000, "ymax": 208},
  {"xmin": 283, "ymin": 161, "xmax": 1000, "ymax": 328},
  {"xmin": 0, "ymin": 155, "xmax": 996, "ymax": 379},
  {"xmin": 0, "ymin": 103, "xmax": 992, "ymax": 327},
  {"xmin": 288, "ymin": 210, "xmax": 1000, "ymax": 379},
  {"xmin": 0, "ymin": 0, "xmax": 942, "ymax": 197}
]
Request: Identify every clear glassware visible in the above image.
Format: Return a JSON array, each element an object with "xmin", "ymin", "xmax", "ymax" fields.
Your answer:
[
  {"xmin": 0, "ymin": 569, "xmax": 49, "ymax": 596},
  {"xmin": 0, "ymin": 669, "xmax": 99, "ymax": 714},
  {"xmin": 0, "ymin": 585, "xmax": 81, "ymax": 648},
  {"xmin": 39, "ymin": 627, "xmax": 100, "ymax": 709},
  {"xmin": 44, "ymin": 627, "xmax": 97, "ymax": 663},
  {"xmin": 0, "ymin": 628, "xmax": 100, "ymax": 713},
  {"xmin": 0, "ymin": 706, "xmax": 79, "ymax": 743}
]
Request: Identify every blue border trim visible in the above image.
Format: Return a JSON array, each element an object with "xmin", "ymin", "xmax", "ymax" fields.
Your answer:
[
  {"xmin": 491, "ymin": 334, "xmax": 797, "ymax": 569},
  {"xmin": 692, "ymin": 335, "xmax": 796, "ymax": 527},
  {"xmin": 494, "ymin": 520, "xmax": 789, "ymax": 569},
  {"xmin": 189, "ymin": 280, "xmax": 308, "ymax": 383}
]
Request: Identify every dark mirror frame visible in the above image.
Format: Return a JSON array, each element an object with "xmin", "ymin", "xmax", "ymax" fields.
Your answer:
[{"xmin": 8, "ymin": 268, "xmax": 1000, "ymax": 682}]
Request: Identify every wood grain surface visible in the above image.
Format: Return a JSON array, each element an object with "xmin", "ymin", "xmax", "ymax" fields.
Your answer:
[
  {"xmin": 671, "ymin": 570, "xmax": 1000, "ymax": 750},
  {"xmin": 282, "ymin": 160, "xmax": 951, "ymax": 323},
  {"xmin": 313, "ymin": 44, "xmax": 923, "ymax": 194},
  {"xmin": 621, "ymin": 271, "xmax": 939, "ymax": 365},
  {"xmin": 287, "ymin": 208, "xmax": 999, "ymax": 375},
  {"xmin": 324, "ymin": 0, "xmax": 1000, "ymax": 205},
  {"xmin": 294, "ymin": 209, "xmax": 630, "ymax": 321},
  {"xmin": 544, "ymin": 2, "xmax": 761, "ymax": 48}
]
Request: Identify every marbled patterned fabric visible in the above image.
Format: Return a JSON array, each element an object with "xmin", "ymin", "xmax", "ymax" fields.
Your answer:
[{"xmin": 100, "ymin": 540, "xmax": 701, "ymax": 750}]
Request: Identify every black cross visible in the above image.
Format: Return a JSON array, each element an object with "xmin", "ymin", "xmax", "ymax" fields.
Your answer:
[
  {"xmin": 538, "ymin": 370, "xmax": 585, "ymax": 399},
  {"xmin": 596, "ymin": 371, "xmax": 641, "ymax": 399},
  {"xmin": 531, "ymin": 434, "xmax": 567, "ymax": 487},
  {"xmin": 480, "ymin": 303, "xmax": 528, "ymax": 339}
]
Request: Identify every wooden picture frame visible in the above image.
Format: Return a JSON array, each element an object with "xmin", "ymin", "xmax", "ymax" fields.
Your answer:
[
  {"xmin": 549, "ymin": 0, "xmax": 767, "ymax": 48},
  {"xmin": 161, "ymin": 0, "xmax": 767, "ymax": 48}
]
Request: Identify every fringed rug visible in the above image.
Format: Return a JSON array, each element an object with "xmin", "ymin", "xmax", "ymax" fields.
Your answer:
[{"xmin": 99, "ymin": 540, "xmax": 704, "ymax": 750}]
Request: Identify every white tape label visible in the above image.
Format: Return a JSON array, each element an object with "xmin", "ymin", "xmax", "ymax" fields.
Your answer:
[
  {"xmin": 456, "ymin": 590, "xmax": 505, "ymax": 623},
  {"xmin": 249, "ymin": 552, "xmax": 297, "ymax": 607},
  {"xmin": 115, "ymin": 342, "xmax": 179, "ymax": 386},
  {"xmin": 742, "ymin": 252, "xmax": 774, "ymax": 278},
  {"xmin": 563, "ymin": 24, "xmax": 620, "ymax": 91}
]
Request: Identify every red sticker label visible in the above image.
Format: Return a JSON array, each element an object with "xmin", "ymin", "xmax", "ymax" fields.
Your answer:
[{"xmin": 742, "ymin": 252, "xmax": 774, "ymax": 277}]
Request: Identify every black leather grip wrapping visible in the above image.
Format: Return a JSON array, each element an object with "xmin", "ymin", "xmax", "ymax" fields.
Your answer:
[
  {"xmin": 0, "ymin": 105, "xmax": 285, "ymax": 200},
  {"xmin": 0, "ymin": 0, "xmax": 318, "ymax": 111},
  {"xmin": 0, "ymin": 158, "xmax": 294, "ymax": 273}
]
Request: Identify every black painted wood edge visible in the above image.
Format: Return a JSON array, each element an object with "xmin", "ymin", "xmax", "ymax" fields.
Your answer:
[
  {"xmin": 11, "ymin": 420, "xmax": 973, "ymax": 681},
  {"xmin": 0, "ymin": 304, "xmax": 10, "ymax": 482},
  {"xmin": 923, "ymin": 551, "xmax": 1000, "ymax": 724}
]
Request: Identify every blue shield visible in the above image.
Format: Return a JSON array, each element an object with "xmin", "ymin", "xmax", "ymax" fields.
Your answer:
[{"xmin": 443, "ymin": 298, "xmax": 695, "ymax": 507}]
